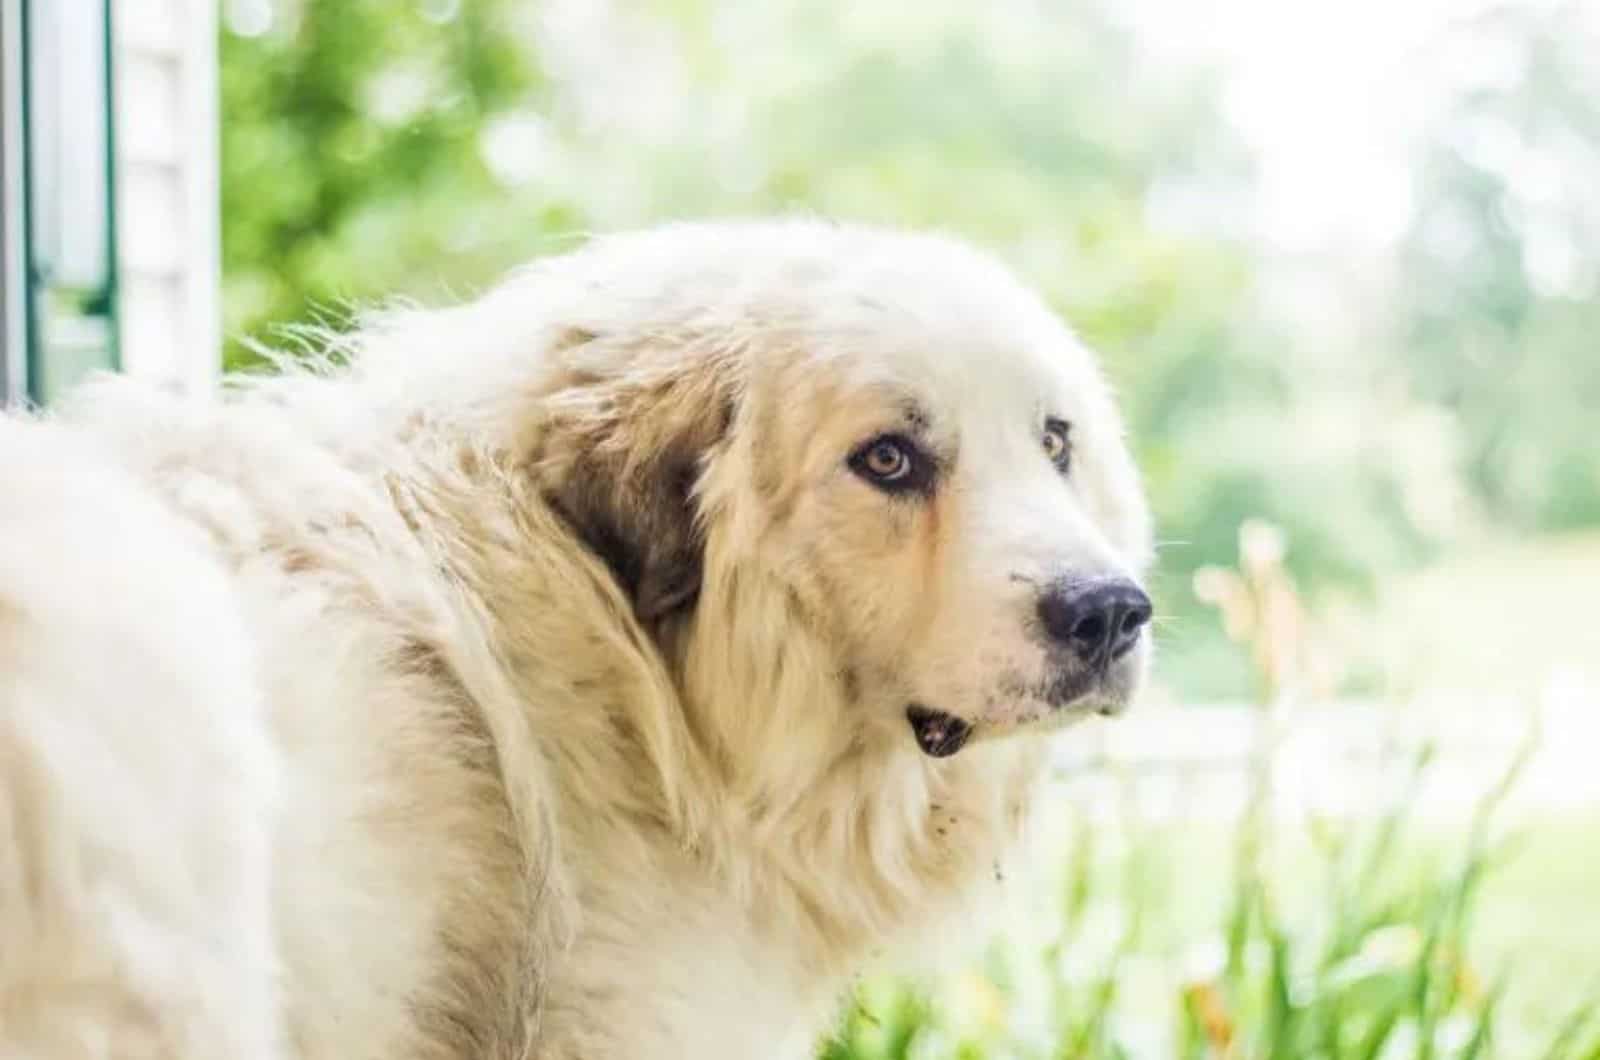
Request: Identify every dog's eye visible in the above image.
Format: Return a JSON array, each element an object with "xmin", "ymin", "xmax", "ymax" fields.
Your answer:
[
  {"xmin": 862, "ymin": 439, "xmax": 911, "ymax": 480},
  {"xmin": 849, "ymin": 434, "xmax": 931, "ymax": 493},
  {"xmin": 1042, "ymin": 419, "xmax": 1071, "ymax": 471}
]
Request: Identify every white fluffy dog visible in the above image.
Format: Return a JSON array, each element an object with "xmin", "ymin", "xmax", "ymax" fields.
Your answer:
[{"xmin": 0, "ymin": 220, "xmax": 1151, "ymax": 1059}]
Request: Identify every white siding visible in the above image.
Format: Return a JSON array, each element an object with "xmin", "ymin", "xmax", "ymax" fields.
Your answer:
[{"xmin": 112, "ymin": 0, "xmax": 219, "ymax": 392}]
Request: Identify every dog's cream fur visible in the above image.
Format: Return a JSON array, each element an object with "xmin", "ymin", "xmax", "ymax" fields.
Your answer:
[{"xmin": 0, "ymin": 220, "xmax": 1150, "ymax": 1059}]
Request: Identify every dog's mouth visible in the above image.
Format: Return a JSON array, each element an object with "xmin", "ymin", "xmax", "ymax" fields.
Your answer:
[
  {"xmin": 905, "ymin": 704, "xmax": 973, "ymax": 758},
  {"xmin": 908, "ymin": 657, "xmax": 1143, "ymax": 757}
]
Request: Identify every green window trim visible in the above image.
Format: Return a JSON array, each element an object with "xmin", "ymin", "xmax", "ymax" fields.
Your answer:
[{"xmin": 1, "ymin": 0, "xmax": 119, "ymax": 407}]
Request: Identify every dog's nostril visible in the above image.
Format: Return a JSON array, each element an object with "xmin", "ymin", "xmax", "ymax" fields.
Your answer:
[
  {"xmin": 1071, "ymin": 613, "xmax": 1107, "ymax": 645},
  {"xmin": 1037, "ymin": 578, "xmax": 1152, "ymax": 663},
  {"xmin": 1120, "ymin": 601, "xmax": 1152, "ymax": 636}
]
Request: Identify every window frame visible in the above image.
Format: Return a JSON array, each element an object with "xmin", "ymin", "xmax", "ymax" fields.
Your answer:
[{"xmin": 0, "ymin": 0, "xmax": 120, "ymax": 407}]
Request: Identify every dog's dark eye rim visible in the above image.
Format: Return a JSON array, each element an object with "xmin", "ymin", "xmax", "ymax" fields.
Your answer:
[
  {"xmin": 848, "ymin": 433, "xmax": 934, "ymax": 493},
  {"xmin": 1042, "ymin": 417, "xmax": 1072, "ymax": 472}
]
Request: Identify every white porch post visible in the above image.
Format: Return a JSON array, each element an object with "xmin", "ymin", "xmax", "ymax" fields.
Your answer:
[{"xmin": 113, "ymin": 0, "xmax": 220, "ymax": 393}]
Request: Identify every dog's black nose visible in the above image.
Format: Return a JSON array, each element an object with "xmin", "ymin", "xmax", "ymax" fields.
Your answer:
[{"xmin": 1037, "ymin": 578, "xmax": 1152, "ymax": 664}]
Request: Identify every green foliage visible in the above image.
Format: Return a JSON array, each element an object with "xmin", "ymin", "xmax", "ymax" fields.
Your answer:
[
  {"xmin": 219, "ymin": 0, "xmax": 1600, "ymax": 698},
  {"xmin": 1396, "ymin": 2, "xmax": 1600, "ymax": 531},
  {"xmin": 219, "ymin": 0, "xmax": 572, "ymax": 367},
  {"xmin": 819, "ymin": 744, "xmax": 1600, "ymax": 1060},
  {"xmin": 217, "ymin": 0, "xmax": 1293, "ymax": 694}
]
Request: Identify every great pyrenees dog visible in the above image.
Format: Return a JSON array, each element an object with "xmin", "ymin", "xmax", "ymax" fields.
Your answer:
[{"xmin": 0, "ymin": 220, "xmax": 1151, "ymax": 1059}]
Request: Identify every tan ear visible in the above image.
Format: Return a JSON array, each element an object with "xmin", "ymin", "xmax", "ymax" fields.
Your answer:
[{"xmin": 530, "ymin": 351, "xmax": 737, "ymax": 622}]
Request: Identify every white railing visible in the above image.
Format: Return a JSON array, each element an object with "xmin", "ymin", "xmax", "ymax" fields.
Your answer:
[{"xmin": 1049, "ymin": 667, "xmax": 1600, "ymax": 823}]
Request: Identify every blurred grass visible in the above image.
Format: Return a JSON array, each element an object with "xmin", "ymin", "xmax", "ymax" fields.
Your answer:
[
  {"xmin": 1473, "ymin": 810, "xmax": 1600, "ymax": 1037},
  {"xmin": 818, "ymin": 762, "xmax": 1600, "ymax": 1059},
  {"xmin": 1355, "ymin": 531, "xmax": 1600, "ymax": 701}
]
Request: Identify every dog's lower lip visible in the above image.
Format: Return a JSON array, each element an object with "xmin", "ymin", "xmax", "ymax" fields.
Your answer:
[{"xmin": 905, "ymin": 705, "xmax": 972, "ymax": 758}]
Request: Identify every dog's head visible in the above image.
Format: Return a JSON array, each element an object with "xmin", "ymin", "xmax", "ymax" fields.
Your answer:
[{"xmin": 521, "ymin": 221, "xmax": 1151, "ymax": 765}]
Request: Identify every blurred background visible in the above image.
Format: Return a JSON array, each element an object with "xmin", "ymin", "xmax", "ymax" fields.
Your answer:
[{"xmin": 9, "ymin": 0, "xmax": 1599, "ymax": 1055}]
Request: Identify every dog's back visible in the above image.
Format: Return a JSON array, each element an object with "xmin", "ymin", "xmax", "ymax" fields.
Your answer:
[
  {"xmin": 0, "ymin": 416, "xmax": 281, "ymax": 1058},
  {"xmin": 0, "ymin": 387, "xmax": 556, "ymax": 1059}
]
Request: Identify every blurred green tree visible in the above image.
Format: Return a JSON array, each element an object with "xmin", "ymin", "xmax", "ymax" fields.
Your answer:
[
  {"xmin": 220, "ymin": 0, "xmax": 577, "ymax": 367},
  {"xmin": 1396, "ymin": 1, "xmax": 1600, "ymax": 531},
  {"xmin": 224, "ymin": 0, "xmax": 1600, "ymax": 698}
]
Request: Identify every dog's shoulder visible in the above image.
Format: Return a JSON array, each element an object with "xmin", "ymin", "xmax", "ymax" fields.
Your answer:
[{"xmin": 44, "ymin": 373, "xmax": 572, "ymax": 1058}]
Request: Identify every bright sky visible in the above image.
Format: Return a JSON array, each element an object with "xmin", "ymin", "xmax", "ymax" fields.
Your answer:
[{"xmin": 1122, "ymin": 0, "xmax": 1511, "ymax": 253}]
